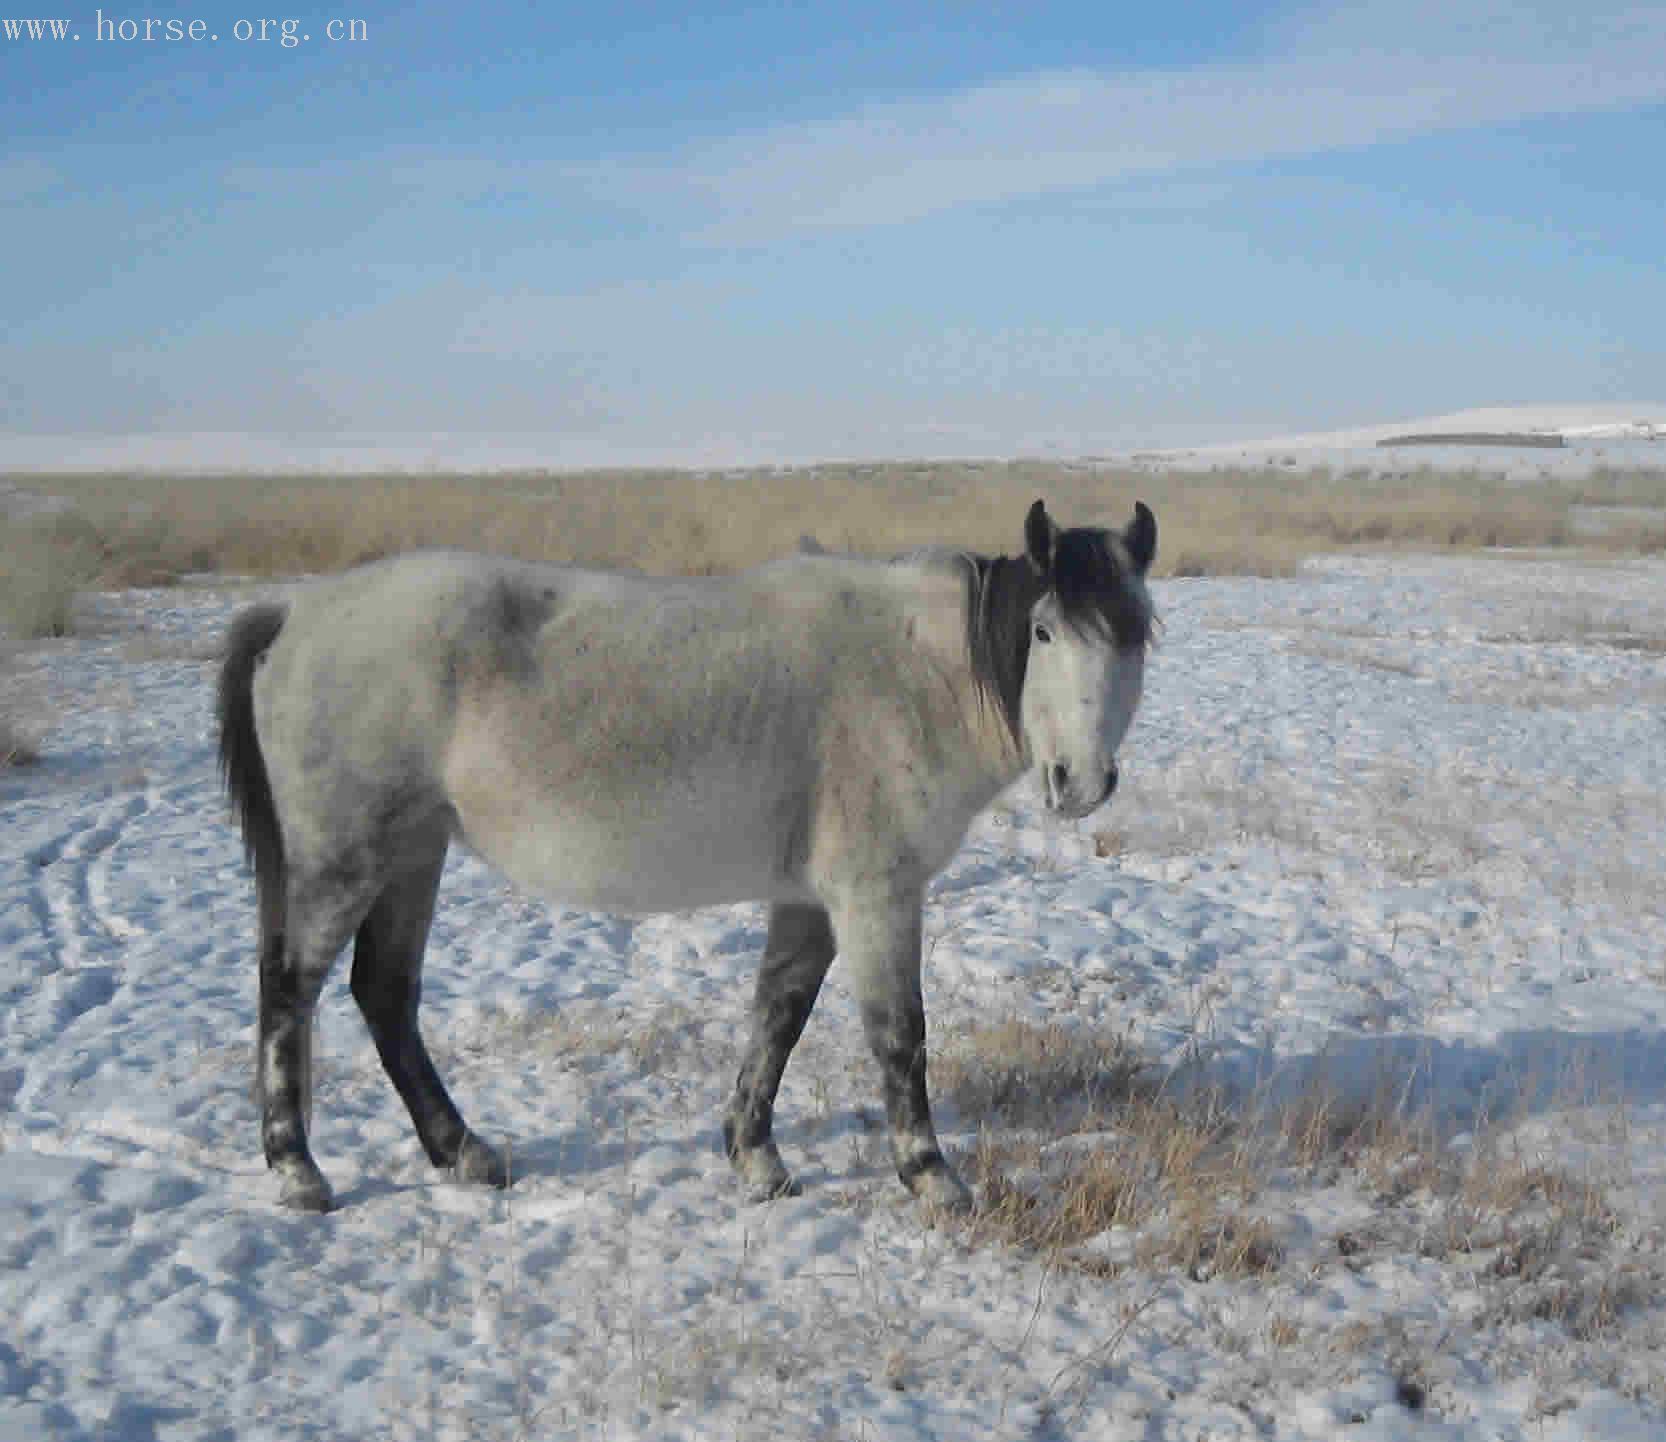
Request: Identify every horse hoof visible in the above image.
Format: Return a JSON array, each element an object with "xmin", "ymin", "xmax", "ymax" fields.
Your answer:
[
  {"xmin": 453, "ymin": 1134, "xmax": 510, "ymax": 1189},
  {"xmin": 730, "ymin": 1144, "xmax": 799, "ymax": 1202},
  {"xmin": 747, "ymin": 1172, "xmax": 802, "ymax": 1204},
  {"xmin": 277, "ymin": 1167, "xmax": 335, "ymax": 1213},
  {"xmin": 909, "ymin": 1165, "xmax": 974, "ymax": 1215}
]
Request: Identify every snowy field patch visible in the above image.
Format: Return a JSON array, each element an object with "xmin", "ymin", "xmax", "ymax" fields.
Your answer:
[{"xmin": 3, "ymin": 552, "xmax": 1664, "ymax": 1440}]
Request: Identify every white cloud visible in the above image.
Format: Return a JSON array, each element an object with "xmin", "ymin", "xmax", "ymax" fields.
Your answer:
[
  {"xmin": 206, "ymin": 5, "xmax": 1666, "ymax": 243},
  {"xmin": 583, "ymin": 3, "xmax": 1666, "ymax": 237}
]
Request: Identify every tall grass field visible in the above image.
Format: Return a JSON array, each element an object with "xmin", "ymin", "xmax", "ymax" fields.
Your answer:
[{"xmin": 3, "ymin": 461, "xmax": 1664, "ymax": 642}]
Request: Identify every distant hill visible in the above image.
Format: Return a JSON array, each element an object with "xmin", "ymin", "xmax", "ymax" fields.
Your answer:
[
  {"xmin": 1, "ymin": 406, "xmax": 1661, "ymax": 476},
  {"xmin": 1142, "ymin": 405, "xmax": 1666, "ymax": 478}
]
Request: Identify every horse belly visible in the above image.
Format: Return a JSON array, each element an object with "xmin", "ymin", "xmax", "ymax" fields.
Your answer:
[{"xmin": 451, "ymin": 776, "xmax": 807, "ymax": 916}]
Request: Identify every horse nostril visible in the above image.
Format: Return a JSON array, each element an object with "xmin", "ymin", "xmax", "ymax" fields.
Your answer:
[
  {"xmin": 1105, "ymin": 764, "xmax": 1119, "ymax": 796},
  {"xmin": 1051, "ymin": 762, "xmax": 1070, "ymax": 795}
]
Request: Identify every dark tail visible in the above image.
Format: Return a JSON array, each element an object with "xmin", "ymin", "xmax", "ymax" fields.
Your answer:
[{"xmin": 218, "ymin": 604, "xmax": 289, "ymax": 949}]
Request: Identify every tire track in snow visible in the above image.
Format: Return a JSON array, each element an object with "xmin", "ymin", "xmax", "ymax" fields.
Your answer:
[
  {"xmin": 24, "ymin": 1117, "xmax": 259, "ymax": 1184},
  {"xmin": 31, "ymin": 789, "xmax": 149, "ymax": 974},
  {"xmin": 10, "ymin": 768, "xmax": 256, "ymax": 1176},
  {"xmin": 85, "ymin": 790, "xmax": 153, "ymax": 947},
  {"xmin": 13, "ymin": 791, "xmax": 151, "ymax": 1109}
]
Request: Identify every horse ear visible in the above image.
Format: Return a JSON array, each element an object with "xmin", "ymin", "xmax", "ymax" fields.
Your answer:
[
  {"xmin": 1124, "ymin": 501, "xmax": 1156, "ymax": 577},
  {"xmin": 1024, "ymin": 499, "xmax": 1058, "ymax": 577}
]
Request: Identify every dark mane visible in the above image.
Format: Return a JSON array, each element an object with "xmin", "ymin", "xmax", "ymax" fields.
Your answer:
[
  {"xmin": 963, "ymin": 554, "xmax": 1045, "ymax": 746},
  {"xmin": 1051, "ymin": 527, "xmax": 1153, "ymax": 650},
  {"xmin": 962, "ymin": 528, "xmax": 1153, "ymax": 745}
]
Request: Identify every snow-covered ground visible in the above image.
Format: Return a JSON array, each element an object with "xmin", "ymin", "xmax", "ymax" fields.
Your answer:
[
  {"xmin": 1140, "ymin": 404, "xmax": 1666, "ymax": 481},
  {"xmin": 3, "ymin": 550, "xmax": 1665, "ymax": 1440},
  {"xmin": 4, "ymin": 405, "xmax": 1661, "ymax": 476}
]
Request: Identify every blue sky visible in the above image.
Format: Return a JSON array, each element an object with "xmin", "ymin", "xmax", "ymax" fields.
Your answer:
[{"xmin": 4, "ymin": 1, "xmax": 1664, "ymax": 459}]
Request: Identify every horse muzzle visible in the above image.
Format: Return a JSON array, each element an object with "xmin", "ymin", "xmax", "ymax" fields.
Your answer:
[{"xmin": 1043, "ymin": 760, "xmax": 1118, "ymax": 819}]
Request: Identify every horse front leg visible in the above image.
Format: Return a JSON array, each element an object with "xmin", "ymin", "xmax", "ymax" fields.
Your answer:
[
  {"xmin": 832, "ymin": 886, "xmax": 972, "ymax": 1212},
  {"xmin": 724, "ymin": 902, "xmax": 837, "ymax": 1200}
]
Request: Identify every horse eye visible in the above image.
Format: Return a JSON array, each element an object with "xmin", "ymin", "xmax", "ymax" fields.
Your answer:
[{"xmin": 1033, "ymin": 622, "xmax": 1052, "ymax": 645}]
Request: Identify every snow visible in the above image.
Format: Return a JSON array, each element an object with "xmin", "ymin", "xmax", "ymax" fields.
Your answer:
[
  {"xmin": 1140, "ymin": 404, "xmax": 1666, "ymax": 480},
  {"xmin": 1176, "ymin": 403, "xmax": 1666, "ymax": 451},
  {"xmin": 4, "ymin": 551, "xmax": 1665, "ymax": 1440},
  {"xmin": 4, "ymin": 404, "xmax": 1661, "ymax": 476}
]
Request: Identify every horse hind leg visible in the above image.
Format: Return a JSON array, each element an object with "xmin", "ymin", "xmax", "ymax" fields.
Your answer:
[
  {"xmin": 260, "ymin": 868, "xmax": 383, "ymax": 1212},
  {"xmin": 350, "ymin": 836, "xmax": 508, "ymax": 1190},
  {"xmin": 723, "ymin": 902, "xmax": 837, "ymax": 1200}
]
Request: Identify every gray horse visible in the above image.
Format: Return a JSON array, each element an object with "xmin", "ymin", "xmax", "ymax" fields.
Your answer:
[{"xmin": 218, "ymin": 499, "xmax": 1155, "ymax": 1212}]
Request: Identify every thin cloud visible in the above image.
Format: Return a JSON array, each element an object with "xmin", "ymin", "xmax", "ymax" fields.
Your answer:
[
  {"xmin": 585, "ymin": 6, "xmax": 1666, "ymax": 237},
  {"xmin": 209, "ymin": 6, "xmax": 1666, "ymax": 241}
]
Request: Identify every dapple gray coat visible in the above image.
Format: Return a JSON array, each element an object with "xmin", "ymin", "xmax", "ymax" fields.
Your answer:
[{"xmin": 218, "ymin": 500, "xmax": 1155, "ymax": 1212}]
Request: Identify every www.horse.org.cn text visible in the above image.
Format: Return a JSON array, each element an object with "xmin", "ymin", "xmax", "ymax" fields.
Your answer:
[{"xmin": 1, "ymin": 12, "xmax": 368, "ymax": 45}]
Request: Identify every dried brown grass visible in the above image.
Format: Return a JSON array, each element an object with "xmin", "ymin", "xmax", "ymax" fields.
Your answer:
[
  {"xmin": 0, "ymin": 652, "xmax": 49, "ymax": 767},
  {"xmin": 0, "ymin": 510, "xmax": 102, "ymax": 638},
  {"xmin": 932, "ymin": 1019, "xmax": 1147, "ymax": 1127},
  {"xmin": 448, "ymin": 1001, "xmax": 709, "ymax": 1078},
  {"xmin": 5, "ymin": 460, "xmax": 1664, "ymax": 591},
  {"xmin": 938, "ymin": 1019, "xmax": 1635, "ymax": 1307},
  {"xmin": 0, "ymin": 711, "xmax": 44, "ymax": 768},
  {"xmin": 1568, "ymin": 464, "xmax": 1666, "ymax": 509}
]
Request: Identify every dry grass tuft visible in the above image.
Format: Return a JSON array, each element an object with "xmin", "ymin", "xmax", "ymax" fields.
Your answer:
[
  {"xmin": 940, "ymin": 1018, "xmax": 1641, "ymax": 1327},
  {"xmin": 0, "ymin": 654, "xmax": 49, "ymax": 767},
  {"xmin": 1, "ymin": 713, "xmax": 45, "ymax": 768},
  {"xmin": 450, "ymin": 1001, "xmax": 709, "ymax": 1078},
  {"xmin": 0, "ymin": 510, "xmax": 103, "ymax": 638},
  {"xmin": 1266, "ymin": 1315, "xmax": 1302, "ymax": 1348},
  {"xmin": 934, "ymin": 1019, "xmax": 1148, "ymax": 1128},
  {"xmin": 960, "ymin": 1080, "xmax": 1285, "ymax": 1280},
  {"xmin": 5, "ymin": 457, "xmax": 1664, "ymax": 591}
]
